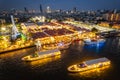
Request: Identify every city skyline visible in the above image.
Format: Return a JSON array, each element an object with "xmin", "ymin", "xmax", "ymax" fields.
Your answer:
[{"xmin": 0, "ymin": 0, "xmax": 120, "ymax": 11}]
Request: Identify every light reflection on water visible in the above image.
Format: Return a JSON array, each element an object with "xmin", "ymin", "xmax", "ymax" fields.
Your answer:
[
  {"xmin": 0, "ymin": 47, "xmax": 35, "ymax": 58},
  {"xmin": 83, "ymin": 42, "xmax": 105, "ymax": 54},
  {"xmin": 0, "ymin": 38, "xmax": 120, "ymax": 80},
  {"xmin": 68, "ymin": 65, "xmax": 111, "ymax": 78}
]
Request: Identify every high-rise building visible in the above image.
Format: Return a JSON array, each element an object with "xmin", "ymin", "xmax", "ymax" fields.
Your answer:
[
  {"xmin": 10, "ymin": 8, "xmax": 17, "ymax": 15},
  {"xmin": 70, "ymin": 7, "xmax": 77, "ymax": 13},
  {"xmin": 40, "ymin": 4, "xmax": 43, "ymax": 13},
  {"xmin": 110, "ymin": 13, "xmax": 120, "ymax": 21},
  {"xmin": 116, "ymin": 13, "xmax": 120, "ymax": 21},
  {"xmin": 73, "ymin": 7, "xmax": 77, "ymax": 13},
  {"xmin": 46, "ymin": 6, "xmax": 51, "ymax": 13},
  {"xmin": 113, "ymin": 9, "xmax": 117, "ymax": 14},
  {"xmin": 24, "ymin": 7, "xmax": 28, "ymax": 13},
  {"xmin": 103, "ymin": 13, "xmax": 120, "ymax": 22},
  {"xmin": 103, "ymin": 14, "xmax": 109, "ymax": 20}
]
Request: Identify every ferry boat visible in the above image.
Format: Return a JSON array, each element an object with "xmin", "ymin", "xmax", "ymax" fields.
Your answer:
[
  {"xmin": 84, "ymin": 38, "xmax": 105, "ymax": 45},
  {"xmin": 67, "ymin": 57, "xmax": 110, "ymax": 72},
  {"xmin": 43, "ymin": 42, "xmax": 71, "ymax": 50},
  {"xmin": 22, "ymin": 49, "xmax": 61, "ymax": 61}
]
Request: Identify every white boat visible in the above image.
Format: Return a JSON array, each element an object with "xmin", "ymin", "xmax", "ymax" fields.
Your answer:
[
  {"xmin": 43, "ymin": 42, "xmax": 71, "ymax": 50},
  {"xmin": 84, "ymin": 38, "xmax": 105, "ymax": 45},
  {"xmin": 22, "ymin": 49, "xmax": 61, "ymax": 61},
  {"xmin": 67, "ymin": 57, "xmax": 110, "ymax": 72}
]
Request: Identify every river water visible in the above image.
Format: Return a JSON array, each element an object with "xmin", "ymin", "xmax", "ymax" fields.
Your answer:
[{"xmin": 0, "ymin": 37, "xmax": 120, "ymax": 80}]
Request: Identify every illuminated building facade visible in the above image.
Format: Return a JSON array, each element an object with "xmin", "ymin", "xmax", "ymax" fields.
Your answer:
[
  {"xmin": 46, "ymin": 6, "xmax": 51, "ymax": 13},
  {"xmin": 103, "ymin": 13, "xmax": 120, "ymax": 22}
]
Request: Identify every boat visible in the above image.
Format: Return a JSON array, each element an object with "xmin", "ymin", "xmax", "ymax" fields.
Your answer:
[
  {"xmin": 43, "ymin": 42, "xmax": 71, "ymax": 50},
  {"xmin": 67, "ymin": 57, "xmax": 110, "ymax": 72},
  {"xmin": 84, "ymin": 38, "xmax": 105, "ymax": 45},
  {"xmin": 22, "ymin": 49, "xmax": 61, "ymax": 61}
]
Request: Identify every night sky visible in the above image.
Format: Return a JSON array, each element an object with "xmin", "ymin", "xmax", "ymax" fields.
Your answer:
[{"xmin": 0, "ymin": 0, "xmax": 120, "ymax": 11}]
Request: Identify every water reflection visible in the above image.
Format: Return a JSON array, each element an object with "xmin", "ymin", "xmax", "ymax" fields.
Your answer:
[
  {"xmin": 71, "ymin": 41, "xmax": 84, "ymax": 52},
  {"xmin": 68, "ymin": 65, "xmax": 111, "ymax": 78},
  {"xmin": 104, "ymin": 38, "xmax": 120, "ymax": 54},
  {"xmin": 83, "ymin": 42, "xmax": 105, "ymax": 53},
  {"xmin": 0, "ymin": 38, "xmax": 119, "ymax": 80},
  {"xmin": 0, "ymin": 48, "xmax": 34, "ymax": 59}
]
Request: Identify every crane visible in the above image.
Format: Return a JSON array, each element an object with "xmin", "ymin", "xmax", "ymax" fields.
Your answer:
[{"xmin": 11, "ymin": 15, "xmax": 20, "ymax": 41}]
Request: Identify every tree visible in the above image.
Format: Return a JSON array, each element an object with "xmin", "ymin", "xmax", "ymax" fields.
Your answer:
[{"xmin": 91, "ymin": 27, "xmax": 98, "ymax": 33}]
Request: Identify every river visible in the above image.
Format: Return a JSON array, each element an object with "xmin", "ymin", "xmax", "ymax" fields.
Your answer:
[{"xmin": 0, "ymin": 37, "xmax": 120, "ymax": 80}]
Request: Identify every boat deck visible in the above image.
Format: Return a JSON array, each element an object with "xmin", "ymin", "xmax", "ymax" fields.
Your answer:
[
  {"xmin": 38, "ymin": 49, "xmax": 60, "ymax": 55},
  {"xmin": 85, "ymin": 57, "xmax": 109, "ymax": 65}
]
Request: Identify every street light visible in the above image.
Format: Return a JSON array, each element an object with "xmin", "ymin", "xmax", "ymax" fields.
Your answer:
[{"xmin": 1, "ymin": 27, "xmax": 6, "ymax": 31}]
